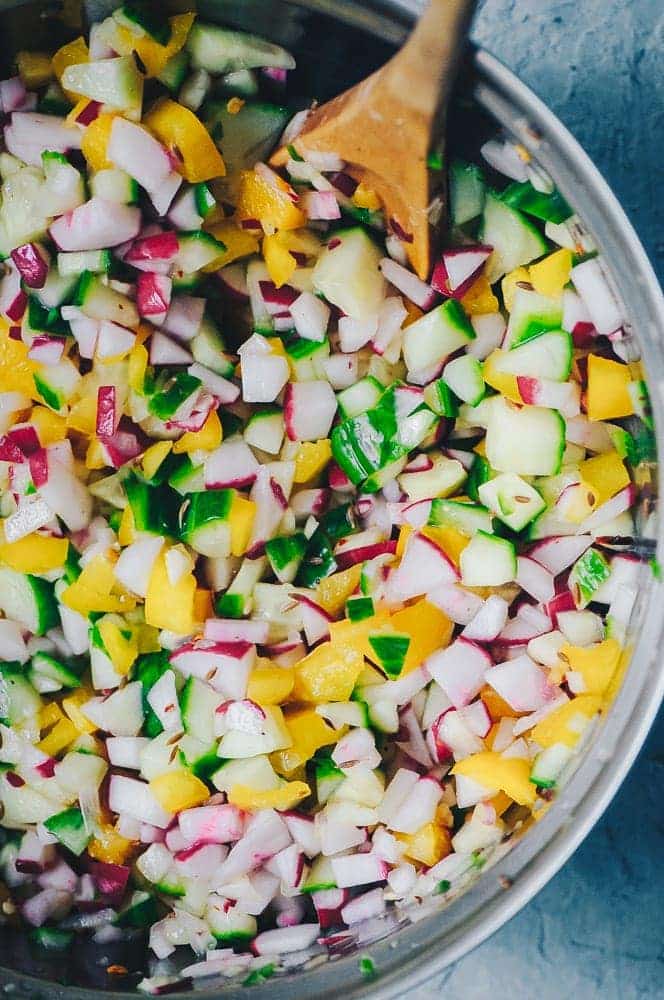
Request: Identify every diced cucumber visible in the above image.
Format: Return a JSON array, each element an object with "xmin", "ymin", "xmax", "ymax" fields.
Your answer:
[
  {"xmin": 213, "ymin": 755, "xmax": 280, "ymax": 794},
  {"xmin": 29, "ymin": 927, "xmax": 74, "ymax": 950},
  {"xmin": 485, "ymin": 396, "xmax": 565, "ymax": 477},
  {"xmin": 44, "ymin": 806, "xmax": 90, "ymax": 856},
  {"xmin": 301, "ymin": 854, "xmax": 337, "ymax": 893},
  {"xmin": 466, "ymin": 454, "xmax": 492, "ymax": 503},
  {"xmin": 180, "ymin": 676, "xmax": 219, "ymax": 745},
  {"xmin": 501, "ymin": 181, "xmax": 572, "ymax": 225},
  {"xmin": 179, "ymin": 69, "xmax": 212, "ymax": 112},
  {"xmin": 148, "ymin": 371, "xmax": 202, "ymax": 421},
  {"xmin": 41, "ymin": 152, "xmax": 86, "ymax": 216},
  {"xmin": 312, "ymin": 227, "xmax": 386, "ymax": 320},
  {"xmin": 28, "ymin": 652, "xmax": 81, "ymax": 693},
  {"xmin": 74, "ymin": 271, "xmax": 138, "ymax": 327},
  {"xmin": 187, "ymin": 22, "xmax": 295, "ymax": 74},
  {"xmin": 218, "ymin": 69, "xmax": 259, "ymax": 97},
  {"xmin": 423, "ymin": 377, "xmax": 459, "ymax": 417},
  {"xmin": 172, "ymin": 231, "xmax": 225, "ymax": 275},
  {"xmin": 399, "ymin": 455, "xmax": 467, "ymax": 501},
  {"xmin": 208, "ymin": 903, "xmax": 257, "ymax": 942},
  {"xmin": 265, "ymin": 532, "xmax": 307, "ymax": 583},
  {"xmin": 0, "ymin": 567, "xmax": 58, "ymax": 636},
  {"xmin": 480, "ymin": 191, "xmax": 548, "ymax": 283},
  {"xmin": 460, "ymin": 530, "xmax": 517, "ymax": 586},
  {"xmin": 58, "ymin": 250, "xmax": 112, "ymax": 277},
  {"xmin": 168, "ymin": 455, "xmax": 206, "ymax": 495},
  {"xmin": 115, "ymin": 1, "xmax": 172, "ymax": 44},
  {"xmin": 337, "ymin": 375, "xmax": 384, "ymax": 419},
  {"xmin": 114, "ymin": 890, "xmax": 159, "ymax": 928},
  {"xmin": 124, "ymin": 475, "xmax": 180, "ymax": 536},
  {"xmin": 346, "ymin": 595, "xmax": 375, "ymax": 622},
  {"xmin": 60, "ymin": 56, "xmax": 143, "ymax": 115},
  {"xmin": 90, "ymin": 169, "xmax": 139, "ymax": 205},
  {"xmin": 244, "ymin": 408, "xmax": 284, "ymax": 455},
  {"xmin": 314, "ymin": 754, "xmax": 344, "ymax": 805},
  {"xmin": 442, "ymin": 354, "xmax": 485, "ymax": 405},
  {"xmin": 190, "ymin": 316, "xmax": 235, "ymax": 378},
  {"xmin": 203, "ymin": 100, "xmax": 290, "ymax": 178},
  {"xmin": 450, "ymin": 160, "xmax": 486, "ymax": 226},
  {"xmin": 403, "ymin": 299, "xmax": 475, "ymax": 373},
  {"xmin": 180, "ymin": 489, "xmax": 234, "ymax": 557},
  {"xmin": 216, "ymin": 557, "xmax": 266, "ymax": 618},
  {"xmin": 34, "ymin": 269, "xmax": 78, "ymax": 309},
  {"xmin": 25, "ymin": 295, "xmax": 69, "ymax": 337},
  {"xmin": 132, "ymin": 651, "xmax": 169, "ymax": 739},
  {"xmin": 178, "ymin": 735, "xmax": 220, "ymax": 780},
  {"xmin": 33, "ymin": 359, "xmax": 80, "ymax": 413},
  {"xmin": 368, "ymin": 633, "xmax": 410, "ymax": 679},
  {"xmin": 0, "ymin": 663, "xmax": 42, "ymax": 725},
  {"xmin": 504, "ymin": 287, "xmax": 564, "ymax": 349},
  {"xmin": 478, "ymin": 472, "xmax": 546, "ymax": 531},
  {"xmin": 154, "ymin": 871, "xmax": 186, "ymax": 898},
  {"xmin": 428, "ymin": 498, "xmax": 492, "ymax": 536},
  {"xmin": 286, "ymin": 336, "xmax": 330, "ymax": 381},
  {"xmin": 169, "ymin": 183, "xmax": 216, "ymax": 229},
  {"xmin": 157, "ymin": 51, "xmax": 190, "ymax": 92},
  {"xmin": 569, "ymin": 547, "xmax": 611, "ymax": 608},
  {"xmin": 530, "ymin": 742, "xmax": 573, "ymax": 789},
  {"xmin": 492, "ymin": 328, "xmax": 572, "ymax": 379}
]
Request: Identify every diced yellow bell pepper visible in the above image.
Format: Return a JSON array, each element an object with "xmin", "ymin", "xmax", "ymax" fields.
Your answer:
[
  {"xmin": 66, "ymin": 395, "xmax": 97, "ymax": 436},
  {"xmin": 293, "ymin": 642, "xmax": 364, "ymax": 703},
  {"xmin": 501, "ymin": 266, "xmax": 530, "ymax": 312},
  {"xmin": 272, "ymin": 708, "xmax": 343, "ymax": 776},
  {"xmin": 38, "ymin": 718, "xmax": 78, "ymax": 757},
  {"xmin": 579, "ymin": 450, "xmax": 630, "ymax": 506},
  {"xmin": 31, "ymin": 406, "xmax": 66, "ymax": 444},
  {"xmin": 228, "ymin": 780, "xmax": 310, "ymax": 812},
  {"xmin": 202, "ymin": 221, "xmax": 260, "ymax": 270},
  {"xmin": 586, "ymin": 354, "xmax": 634, "ymax": 421},
  {"xmin": 144, "ymin": 99, "xmax": 225, "ymax": 183},
  {"xmin": 482, "ymin": 350, "xmax": 522, "ymax": 403},
  {"xmin": 0, "ymin": 330, "xmax": 37, "ymax": 397},
  {"xmin": 293, "ymin": 439, "xmax": 332, "ymax": 483},
  {"xmin": 81, "ymin": 114, "xmax": 117, "ymax": 172},
  {"xmin": 98, "ymin": 618, "xmax": 138, "ymax": 675},
  {"xmin": 62, "ymin": 688, "xmax": 97, "ymax": 734},
  {"xmin": 529, "ymin": 248, "xmax": 573, "ymax": 297},
  {"xmin": 263, "ymin": 232, "xmax": 297, "ymax": 288},
  {"xmin": 352, "ymin": 183, "xmax": 382, "ymax": 211},
  {"xmin": 237, "ymin": 169, "xmax": 305, "ymax": 232},
  {"xmin": 118, "ymin": 504, "xmax": 136, "ymax": 546},
  {"xmin": 452, "ymin": 752, "xmax": 536, "ymax": 806},
  {"xmin": 61, "ymin": 554, "xmax": 137, "ymax": 616},
  {"xmin": 144, "ymin": 550, "xmax": 196, "ymax": 635},
  {"xmin": 228, "ymin": 494, "xmax": 256, "ymax": 558},
  {"xmin": 421, "ymin": 524, "xmax": 470, "ymax": 566},
  {"xmin": 39, "ymin": 702, "xmax": 63, "ymax": 731},
  {"xmin": 173, "ymin": 409, "xmax": 222, "ymax": 453},
  {"xmin": 531, "ymin": 694, "xmax": 603, "ymax": 748},
  {"xmin": 559, "ymin": 638, "xmax": 622, "ymax": 696},
  {"xmin": 120, "ymin": 11, "xmax": 195, "ymax": 78},
  {"xmin": 460, "ymin": 273, "xmax": 500, "ymax": 315},
  {"xmin": 142, "ymin": 440, "xmax": 173, "ymax": 479},
  {"xmin": 193, "ymin": 588, "xmax": 214, "ymax": 623},
  {"xmin": 16, "ymin": 51, "xmax": 54, "ymax": 88},
  {"xmin": 247, "ymin": 667, "xmax": 295, "ymax": 704},
  {"xmin": 150, "ymin": 769, "xmax": 210, "ymax": 812},
  {"xmin": 128, "ymin": 341, "xmax": 149, "ymax": 393},
  {"xmin": 0, "ymin": 531, "xmax": 68, "ymax": 574},
  {"xmin": 87, "ymin": 824, "xmax": 135, "ymax": 864},
  {"xmin": 397, "ymin": 822, "xmax": 451, "ymax": 866},
  {"xmin": 316, "ymin": 565, "xmax": 362, "ymax": 616},
  {"xmin": 52, "ymin": 36, "xmax": 89, "ymax": 103}
]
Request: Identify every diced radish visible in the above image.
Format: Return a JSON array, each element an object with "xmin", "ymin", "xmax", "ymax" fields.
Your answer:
[
  {"xmin": 95, "ymin": 385, "xmax": 117, "ymax": 437},
  {"xmin": 427, "ymin": 637, "xmax": 492, "ymax": 708},
  {"xmin": 575, "ymin": 485, "xmax": 635, "ymax": 535},
  {"xmin": 241, "ymin": 350, "xmax": 290, "ymax": 404},
  {"xmin": 485, "ymin": 654, "xmax": 554, "ymax": 711},
  {"xmin": 468, "ymin": 312, "xmax": 506, "ymax": 359},
  {"xmin": 162, "ymin": 295, "xmax": 206, "ymax": 341},
  {"xmin": 330, "ymin": 852, "xmax": 387, "ymax": 889},
  {"xmin": 516, "ymin": 557, "xmax": 556, "ymax": 603},
  {"xmin": 289, "ymin": 291, "xmax": 330, "ymax": 342},
  {"xmin": 179, "ymin": 805, "xmax": 244, "ymax": 846},
  {"xmin": 107, "ymin": 118, "xmax": 172, "ymax": 197},
  {"xmin": 27, "ymin": 336, "xmax": 65, "ymax": 366},
  {"xmin": 96, "ymin": 321, "xmax": 136, "ymax": 360},
  {"xmin": 0, "ymin": 262, "xmax": 27, "ymax": 322},
  {"xmin": 387, "ymin": 531, "xmax": 458, "ymax": 602},
  {"xmin": 108, "ymin": 775, "xmax": 172, "ymax": 829},
  {"xmin": 389, "ymin": 776, "xmax": 442, "ymax": 834},
  {"xmin": 291, "ymin": 594, "xmax": 332, "ymax": 646},
  {"xmin": 50, "ymin": 198, "xmax": 141, "ymax": 251},
  {"xmin": 431, "ymin": 245, "xmax": 492, "ymax": 297},
  {"xmin": 379, "ymin": 258, "xmax": 437, "ymax": 309},
  {"xmin": 5, "ymin": 112, "xmax": 81, "ymax": 165},
  {"xmin": 205, "ymin": 439, "xmax": 259, "ymax": 488},
  {"xmin": 332, "ymin": 728, "xmax": 381, "ymax": 771},
  {"xmin": 480, "ymin": 139, "xmax": 528, "ymax": 181},
  {"xmin": 10, "ymin": 243, "xmax": 49, "ymax": 288},
  {"xmin": 149, "ymin": 331, "xmax": 193, "ymax": 365},
  {"xmin": 529, "ymin": 535, "xmax": 593, "ymax": 576},
  {"xmin": 188, "ymin": 363, "xmax": 240, "ymax": 404},
  {"xmin": 218, "ymin": 264, "xmax": 249, "ymax": 301},
  {"xmin": 125, "ymin": 232, "xmax": 179, "ymax": 266},
  {"xmin": 284, "ymin": 381, "xmax": 337, "ymax": 441},
  {"xmin": 462, "ymin": 595, "xmax": 509, "ymax": 642},
  {"xmin": 204, "ymin": 619, "xmax": 269, "ymax": 644},
  {"xmin": 571, "ymin": 257, "xmax": 624, "ymax": 336},
  {"xmin": 252, "ymin": 923, "xmax": 320, "ymax": 956}
]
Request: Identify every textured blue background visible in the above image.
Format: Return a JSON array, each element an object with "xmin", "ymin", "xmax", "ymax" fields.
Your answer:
[{"xmin": 416, "ymin": 1, "xmax": 664, "ymax": 996}]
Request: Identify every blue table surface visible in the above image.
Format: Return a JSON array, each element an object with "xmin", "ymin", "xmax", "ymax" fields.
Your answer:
[{"xmin": 415, "ymin": 1, "xmax": 664, "ymax": 997}]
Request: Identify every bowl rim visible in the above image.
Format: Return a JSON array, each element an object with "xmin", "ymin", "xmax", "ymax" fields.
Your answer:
[{"xmin": 0, "ymin": 7, "xmax": 663, "ymax": 999}]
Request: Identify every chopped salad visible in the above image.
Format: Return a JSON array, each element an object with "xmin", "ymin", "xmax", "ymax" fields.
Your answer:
[{"xmin": 0, "ymin": 3, "xmax": 654, "ymax": 990}]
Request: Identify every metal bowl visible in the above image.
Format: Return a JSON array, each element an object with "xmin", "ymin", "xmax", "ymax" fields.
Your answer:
[{"xmin": 0, "ymin": 1, "xmax": 663, "ymax": 996}]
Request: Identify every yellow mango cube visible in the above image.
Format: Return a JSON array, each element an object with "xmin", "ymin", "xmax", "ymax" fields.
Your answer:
[
  {"xmin": 98, "ymin": 618, "xmax": 138, "ymax": 675},
  {"xmin": 531, "ymin": 694, "xmax": 603, "ymax": 748},
  {"xmin": 121, "ymin": 12, "xmax": 195, "ymax": 78},
  {"xmin": 173, "ymin": 409, "xmax": 222, "ymax": 453},
  {"xmin": 128, "ymin": 342, "xmax": 149, "ymax": 393},
  {"xmin": 203, "ymin": 221, "xmax": 260, "ymax": 270},
  {"xmin": 452, "ymin": 752, "xmax": 536, "ymax": 806},
  {"xmin": 293, "ymin": 642, "xmax": 364, "ymax": 703},
  {"xmin": 117, "ymin": 504, "xmax": 136, "ymax": 546},
  {"xmin": 0, "ymin": 532, "xmax": 68, "ymax": 574},
  {"xmin": 315, "ymin": 565, "xmax": 362, "ymax": 616},
  {"xmin": 237, "ymin": 169, "xmax": 305, "ymax": 231},
  {"xmin": 460, "ymin": 273, "xmax": 500, "ymax": 315},
  {"xmin": 398, "ymin": 822, "xmax": 451, "ymax": 866},
  {"xmin": 0, "ymin": 329, "xmax": 37, "ymax": 397},
  {"xmin": 16, "ymin": 51, "xmax": 54, "ymax": 88},
  {"xmin": 145, "ymin": 551, "xmax": 196, "ymax": 635},
  {"xmin": 482, "ymin": 350, "xmax": 522, "ymax": 404},
  {"xmin": 273, "ymin": 708, "xmax": 343, "ymax": 775},
  {"xmin": 559, "ymin": 638, "xmax": 622, "ymax": 696},
  {"xmin": 501, "ymin": 267, "xmax": 530, "ymax": 312},
  {"xmin": 229, "ymin": 494, "xmax": 257, "ymax": 557},
  {"xmin": 586, "ymin": 354, "xmax": 634, "ymax": 420},
  {"xmin": 529, "ymin": 248, "xmax": 573, "ymax": 297},
  {"xmin": 150, "ymin": 769, "xmax": 210, "ymax": 813},
  {"xmin": 352, "ymin": 183, "xmax": 381, "ymax": 211},
  {"xmin": 31, "ymin": 406, "xmax": 66, "ymax": 444},
  {"xmin": 62, "ymin": 554, "xmax": 136, "ymax": 616},
  {"xmin": 293, "ymin": 439, "xmax": 332, "ymax": 482},
  {"xmin": 87, "ymin": 824, "xmax": 135, "ymax": 865},
  {"xmin": 38, "ymin": 718, "xmax": 78, "ymax": 757},
  {"xmin": 80, "ymin": 114, "xmax": 117, "ymax": 172},
  {"xmin": 62, "ymin": 689, "xmax": 97, "ymax": 734},
  {"xmin": 263, "ymin": 232, "xmax": 297, "ymax": 287},
  {"xmin": 579, "ymin": 451, "xmax": 630, "ymax": 506},
  {"xmin": 247, "ymin": 667, "xmax": 295, "ymax": 704},
  {"xmin": 38, "ymin": 702, "xmax": 63, "ymax": 731},
  {"xmin": 145, "ymin": 99, "xmax": 225, "ymax": 183},
  {"xmin": 228, "ymin": 781, "xmax": 310, "ymax": 812},
  {"xmin": 142, "ymin": 440, "xmax": 173, "ymax": 478}
]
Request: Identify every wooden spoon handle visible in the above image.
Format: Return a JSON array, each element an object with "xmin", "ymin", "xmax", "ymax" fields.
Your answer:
[{"xmin": 381, "ymin": 0, "xmax": 478, "ymax": 122}]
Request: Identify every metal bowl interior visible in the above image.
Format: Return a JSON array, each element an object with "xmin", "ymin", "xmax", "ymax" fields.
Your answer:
[{"xmin": 0, "ymin": 1, "xmax": 663, "ymax": 997}]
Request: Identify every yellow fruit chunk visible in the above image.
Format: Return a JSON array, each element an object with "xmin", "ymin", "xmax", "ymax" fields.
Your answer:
[
  {"xmin": 482, "ymin": 350, "xmax": 521, "ymax": 403},
  {"xmin": 263, "ymin": 232, "xmax": 297, "ymax": 287},
  {"xmin": 98, "ymin": 618, "xmax": 138, "ymax": 675},
  {"xmin": 173, "ymin": 409, "xmax": 222, "ymax": 453},
  {"xmin": 67, "ymin": 395, "xmax": 97, "ymax": 436},
  {"xmin": 81, "ymin": 114, "xmax": 117, "ymax": 172},
  {"xmin": 579, "ymin": 451, "xmax": 630, "ymax": 506},
  {"xmin": 0, "ymin": 330, "xmax": 37, "ymax": 397},
  {"xmin": 352, "ymin": 183, "xmax": 381, "ymax": 211},
  {"xmin": 481, "ymin": 685, "xmax": 517, "ymax": 722},
  {"xmin": 316, "ymin": 564, "xmax": 362, "ymax": 616},
  {"xmin": 145, "ymin": 551, "xmax": 196, "ymax": 635},
  {"xmin": 398, "ymin": 822, "xmax": 451, "ymax": 866},
  {"xmin": 193, "ymin": 588, "xmax": 214, "ymax": 623},
  {"xmin": 247, "ymin": 667, "xmax": 295, "ymax": 704},
  {"xmin": 460, "ymin": 273, "xmax": 499, "ymax": 315},
  {"xmin": 421, "ymin": 524, "xmax": 470, "ymax": 565},
  {"xmin": 452, "ymin": 752, "xmax": 536, "ymax": 806},
  {"xmin": 38, "ymin": 718, "xmax": 78, "ymax": 757},
  {"xmin": 529, "ymin": 248, "xmax": 572, "ymax": 297},
  {"xmin": 395, "ymin": 524, "xmax": 412, "ymax": 559},
  {"xmin": 145, "ymin": 99, "xmax": 225, "ymax": 183},
  {"xmin": 586, "ymin": 354, "xmax": 634, "ymax": 421},
  {"xmin": 559, "ymin": 638, "xmax": 622, "ymax": 696},
  {"xmin": 293, "ymin": 439, "xmax": 332, "ymax": 482},
  {"xmin": 501, "ymin": 266, "xmax": 531, "ymax": 312},
  {"xmin": 52, "ymin": 36, "xmax": 89, "ymax": 102},
  {"xmin": 128, "ymin": 342, "xmax": 149, "ymax": 393},
  {"xmin": 403, "ymin": 301, "xmax": 424, "ymax": 327},
  {"xmin": 31, "ymin": 406, "xmax": 66, "ymax": 443},
  {"xmin": 62, "ymin": 689, "xmax": 97, "ymax": 734},
  {"xmin": 203, "ymin": 221, "xmax": 260, "ymax": 270},
  {"xmin": 237, "ymin": 169, "xmax": 305, "ymax": 232},
  {"xmin": 557, "ymin": 479, "xmax": 597, "ymax": 524},
  {"xmin": 229, "ymin": 494, "xmax": 256, "ymax": 557},
  {"xmin": 228, "ymin": 781, "xmax": 310, "ymax": 812},
  {"xmin": 150, "ymin": 769, "xmax": 210, "ymax": 812},
  {"xmin": 139, "ymin": 440, "xmax": 172, "ymax": 480},
  {"xmin": 273, "ymin": 708, "xmax": 343, "ymax": 776},
  {"xmin": 16, "ymin": 51, "xmax": 54, "ymax": 88},
  {"xmin": 389, "ymin": 600, "xmax": 454, "ymax": 674},
  {"xmin": 293, "ymin": 642, "xmax": 364, "ymax": 703},
  {"xmin": 0, "ymin": 531, "xmax": 68, "ymax": 574},
  {"xmin": 62, "ymin": 554, "xmax": 137, "ymax": 616},
  {"xmin": 121, "ymin": 11, "xmax": 195, "ymax": 78},
  {"xmin": 489, "ymin": 791, "xmax": 513, "ymax": 816},
  {"xmin": 118, "ymin": 504, "xmax": 135, "ymax": 546},
  {"xmin": 87, "ymin": 824, "xmax": 135, "ymax": 864},
  {"xmin": 39, "ymin": 702, "xmax": 63, "ymax": 731},
  {"xmin": 531, "ymin": 694, "xmax": 603, "ymax": 748}
]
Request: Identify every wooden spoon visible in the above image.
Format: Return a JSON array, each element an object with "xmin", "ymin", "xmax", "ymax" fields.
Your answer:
[{"xmin": 270, "ymin": 0, "xmax": 477, "ymax": 279}]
